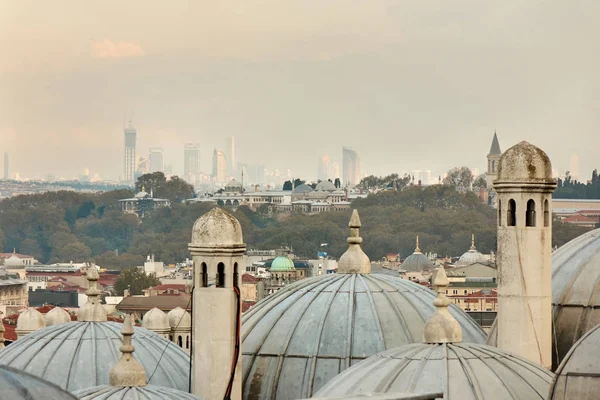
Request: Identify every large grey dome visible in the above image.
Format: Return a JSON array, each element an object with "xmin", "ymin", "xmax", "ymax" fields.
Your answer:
[
  {"xmin": 548, "ymin": 322, "xmax": 600, "ymax": 399},
  {"xmin": 0, "ymin": 364, "xmax": 77, "ymax": 400},
  {"xmin": 241, "ymin": 273, "xmax": 486, "ymax": 399},
  {"xmin": 292, "ymin": 183, "xmax": 314, "ymax": 194},
  {"xmin": 0, "ymin": 321, "xmax": 190, "ymax": 392},
  {"xmin": 456, "ymin": 235, "xmax": 486, "ymax": 267},
  {"xmin": 487, "ymin": 228, "xmax": 600, "ymax": 369},
  {"xmin": 401, "ymin": 252, "xmax": 433, "ymax": 272},
  {"xmin": 314, "ymin": 342, "xmax": 554, "ymax": 399},
  {"xmin": 315, "ymin": 180, "xmax": 336, "ymax": 192},
  {"xmin": 75, "ymin": 385, "xmax": 202, "ymax": 400}
]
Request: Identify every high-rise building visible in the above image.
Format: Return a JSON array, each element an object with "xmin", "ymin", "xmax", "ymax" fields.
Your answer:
[
  {"xmin": 331, "ymin": 162, "xmax": 340, "ymax": 180},
  {"xmin": 212, "ymin": 149, "xmax": 227, "ymax": 183},
  {"xmin": 123, "ymin": 122, "xmax": 137, "ymax": 183},
  {"xmin": 184, "ymin": 143, "xmax": 201, "ymax": 177},
  {"xmin": 3, "ymin": 152, "xmax": 8, "ymax": 180},
  {"xmin": 224, "ymin": 137, "xmax": 235, "ymax": 176},
  {"xmin": 149, "ymin": 148, "xmax": 164, "ymax": 173},
  {"xmin": 318, "ymin": 156, "xmax": 330, "ymax": 181},
  {"xmin": 342, "ymin": 147, "xmax": 360, "ymax": 186}
]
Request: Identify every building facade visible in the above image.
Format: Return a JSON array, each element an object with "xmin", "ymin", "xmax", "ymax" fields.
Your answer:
[
  {"xmin": 212, "ymin": 149, "xmax": 227, "ymax": 183},
  {"xmin": 342, "ymin": 146, "xmax": 360, "ymax": 186},
  {"xmin": 123, "ymin": 122, "xmax": 137, "ymax": 183},
  {"xmin": 148, "ymin": 147, "xmax": 164, "ymax": 173}
]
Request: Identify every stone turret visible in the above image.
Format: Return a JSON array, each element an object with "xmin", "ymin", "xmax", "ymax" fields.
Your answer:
[
  {"xmin": 45, "ymin": 307, "xmax": 72, "ymax": 326},
  {"xmin": 167, "ymin": 307, "xmax": 191, "ymax": 352},
  {"xmin": 16, "ymin": 308, "xmax": 45, "ymax": 338},
  {"xmin": 142, "ymin": 307, "xmax": 170, "ymax": 339}
]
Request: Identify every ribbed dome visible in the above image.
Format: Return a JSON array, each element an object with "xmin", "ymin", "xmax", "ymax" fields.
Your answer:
[
  {"xmin": 45, "ymin": 307, "xmax": 72, "ymax": 326},
  {"xmin": 75, "ymin": 385, "xmax": 201, "ymax": 399},
  {"xmin": 314, "ymin": 342, "xmax": 554, "ymax": 399},
  {"xmin": 191, "ymin": 207, "xmax": 243, "ymax": 246},
  {"xmin": 142, "ymin": 307, "xmax": 170, "ymax": 331},
  {"xmin": 315, "ymin": 180, "xmax": 336, "ymax": 192},
  {"xmin": 225, "ymin": 179, "xmax": 242, "ymax": 188},
  {"xmin": 401, "ymin": 252, "xmax": 433, "ymax": 272},
  {"xmin": 241, "ymin": 273, "xmax": 486, "ymax": 399},
  {"xmin": 0, "ymin": 364, "xmax": 77, "ymax": 400},
  {"xmin": 549, "ymin": 322, "xmax": 600, "ymax": 400},
  {"xmin": 456, "ymin": 236, "xmax": 486, "ymax": 267},
  {"xmin": 269, "ymin": 256, "xmax": 296, "ymax": 272},
  {"xmin": 497, "ymin": 141, "xmax": 553, "ymax": 182},
  {"xmin": 292, "ymin": 184, "xmax": 314, "ymax": 194},
  {"xmin": 4, "ymin": 251, "xmax": 24, "ymax": 267},
  {"xmin": 0, "ymin": 321, "xmax": 190, "ymax": 392},
  {"xmin": 167, "ymin": 307, "xmax": 191, "ymax": 329}
]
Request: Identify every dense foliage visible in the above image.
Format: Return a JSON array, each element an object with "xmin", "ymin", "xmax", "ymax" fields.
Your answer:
[
  {"xmin": 554, "ymin": 169, "xmax": 600, "ymax": 199},
  {"xmin": 0, "ymin": 184, "xmax": 591, "ymax": 267},
  {"xmin": 114, "ymin": 267, "xmax": 161, "ymax": 295}
]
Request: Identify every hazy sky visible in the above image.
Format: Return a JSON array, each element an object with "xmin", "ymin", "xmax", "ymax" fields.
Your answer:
[{"xmin": 1, "ymin": 1, "xmax": 599, "ymax": 181}]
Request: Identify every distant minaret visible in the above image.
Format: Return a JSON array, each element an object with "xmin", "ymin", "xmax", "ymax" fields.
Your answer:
[
  {"xmin": 494, "ymin": 141, "xmax": 556, "ymax": 369},
  {"xmin": 189, "ymin": 207, "xmax": 246, "ymax": 400},
  {"xmin": 486, "ymin": 131, "xmax": 502, "ymax": 188}
]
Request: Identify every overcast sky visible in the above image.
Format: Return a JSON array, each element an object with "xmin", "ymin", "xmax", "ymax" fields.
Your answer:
[{"xmin": 1, "ymin": 1, "xmax": 598, "ymax": 181}]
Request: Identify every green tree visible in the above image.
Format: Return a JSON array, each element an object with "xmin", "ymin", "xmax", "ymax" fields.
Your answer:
[
  {"xmin": 443, "ymin": 167, "xmax": 474, "ymax": 188},
  {"xmin": 135, "ymin": 172, "xmax": 194, "ymax": 202},
  {"xmin": 51, "ymin": 241, "xmax": 92, "ymax": 262},
  {"xmin": 114, "ymin": 267, "xmax": 161, "ymax": 295}
]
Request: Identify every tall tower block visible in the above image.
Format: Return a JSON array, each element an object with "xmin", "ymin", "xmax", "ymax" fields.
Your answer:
[
  {"xmin": 486, "ymin": 131, "xmax": 502, "ymax": 188},
  {"xmin": 189, "ymin": 207, "xmax": 246, "ymax": 400},
  {"xmin": 494, "ymin": 141, "xmax": 556, "ymax": 369}
]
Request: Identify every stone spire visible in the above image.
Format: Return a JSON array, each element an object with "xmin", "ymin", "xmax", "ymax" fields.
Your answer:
[
  {"xmin": 78, "ymin": 267, "xmax": 107, "ymax": 322},
  {"xmin": 470, "ymin": 233, "xmax": 477, "ymax": 251},
  {"xmin": 109, "ymin": 314, "xmax": 147, "ymax": 387},
  {"xmin": 423, "ymin": 264, "xmax": 462, "ymax": 343},
  {"xmin": 337, "ymin": 210, "xmax": 371, "ymax": 274}
]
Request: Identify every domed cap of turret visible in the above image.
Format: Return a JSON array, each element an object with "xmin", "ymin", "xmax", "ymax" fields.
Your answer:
[
  {"xmin": 45, "ymin": 307, "xmax": 72, "ymax": 326},
  {"xmin": 167, "ymin": 307, "xmax": 191, "ymax": 329},
  {"xmin": 497, "ymin": 141, "xmax": 554, "ymax": 182},
  {"xmin": 191, "ymin": 207, "xmax": 243, "ymax": 246},
  {"xmin": 337, "ymin": 209, "xmax": 371, "ymax": 274},
  {"xmin": 142, "ymin": 308, "xmax": 169, "ymax": 331},
  {"xmin": 16, "ymin": 308, "xmax": 45, "ymax": 333}
]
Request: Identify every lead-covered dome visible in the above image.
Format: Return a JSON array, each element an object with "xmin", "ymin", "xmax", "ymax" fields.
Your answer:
[
  {"xmin": 0, "ymin": 364, "xmax": 77, "ymax": 400},
  {"xmin": 316, "ymin": 180, "xmax": 336, "ymax": 192},
  {"xmin": 292, "ymin": 184, "xmax": 314, "ymax": 194},
  {"xmin": 269, "ymin": 256, "xmax": 295, "ymax": 272},
  {"xmin": 497, "ymin": 141, "xmax": 553, "ymax": 181},
  {"xmin": 456, "ymin": 234, "xmax": 487, "ymax": 267},
  {"xmin": 241, "ymin": 274, "xmax": 486, "ymax": 399},
  {"xmin": 0, "ymin": 321, "xmax": 190, "ymax": 392},
  {"xmin": 548, "ymin": 322, "xmax": 600, "ymax": 399},
  {"xmin": 314, "ymin": 342, "xmax": 554, "ymax": 399},
  {"xmin": 75, "ymin": 386, "xmax": 202, "ymax": 400},
  {"xmin": 191, "ymin": 207, "xmax": 243, "ymax": 245},
  {"xmin": 401, "ymin": 237, "xmax": 433, "ymax": 272}
]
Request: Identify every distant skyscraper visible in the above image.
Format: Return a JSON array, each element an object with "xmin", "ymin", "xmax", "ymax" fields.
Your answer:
[
  {"xmin": 224, "ymin": 136, "xmax": 235, "ymax": 177},
  {"xmin": 212, "ymin": 149, "xmax": 227, "ymax": 183},
  {"xmin": 318, "ymin": 156, "xmax": 330, "ymax": 181},
  {"xmin": 331, "ymin": 162, "xmax": 340, "ymax": 180},
  {"xmin": 123, "ymin": 122, "xmax": 137, "ymax": 183},
  {"xmin": 184, "ymin": 143, "xmax": 201, "ymax": 177},
  {"xmin": 3, "ymin": 152, "xmax": 8, "ymax": 180},
  {"xmin": 342, "ymin": 147, "xmax": 360, "ymax": 186},
  {"xmin": 149, "ymin": 148, "xmax": 164, "ymax": 172},
  {"xmin": 570, "ymin": 153, "xmax": 580, "ymax": 182}
]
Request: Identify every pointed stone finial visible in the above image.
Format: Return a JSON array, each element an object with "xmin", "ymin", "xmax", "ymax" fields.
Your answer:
[
  {"xmin": 423, "ymin": 264, "xmax": 462, "ymax": 344},
  {"xmin": 470, "ymin": 233, "xmax": 476, "ymax": 251},
  {"xmin": 415, "ymin": 236, "xmax": 422, "ymax": 253},
  {"xmin": 337, "ymin": 210, "xmax": 371, "ymax": 274},
  {"xmin": 78, "ymin": 267, "xmax": 107, "ymax": 322},
  {"xmin": 109, "ymin": 315, "xmax": 147, "ymax": 387}
]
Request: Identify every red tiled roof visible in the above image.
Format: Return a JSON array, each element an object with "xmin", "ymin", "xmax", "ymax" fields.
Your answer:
[
  {"xmin": 242, "ymin": 274, "xmax": 259, "ymax": 283},
  {"xmin": 242, "ymin": 301, "xmax": 257, "ymax": 312},
  {"xmin": 564, "ymin": 214, "xmax": 598, "ymax": 223},
  {"xmin": 149, "ymin": 284, "xmax": 187, "ymax": 291}
]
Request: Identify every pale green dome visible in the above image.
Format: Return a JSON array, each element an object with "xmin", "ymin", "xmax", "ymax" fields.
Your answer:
[{"xmin": 269, "ymin": 256, "xmax": 295, "ymax": 272}]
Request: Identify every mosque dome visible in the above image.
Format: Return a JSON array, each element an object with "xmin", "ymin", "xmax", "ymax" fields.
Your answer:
[
  {"xmin": 167, "ymin": 307, "xmax": 192, "ymax": 329},
  {"xmin": 4, "ymin": 250, "xmax": 24, "ymax": 268},
  {"xmin": 548, "ymin": 322, "xmax": 600, "ymax": 400},
  {"xmin": 487, "ymin": 228, "xmax": 600, "ymax": 369},
  {"xmin": 497, "ymin": 141, "xmax": 553, "ymax": 182},
  {"xmin": 225, "ymin": 179, "xmax": 243, "ymax": 192},
  {"xmin": 191, "ymin": 207, "xmax": 244, "ymax": 246},
  {"xmin": 269, "ymin": 256, "xmax": 296, "ymax": 272},
  {"xmin": 292, "ymin": 184, "xmax": 314, "ymax": 194},
  {"xmin": 241, "ymin": 212, "xmax": 486, "ymax": 400},
  {"xmin": 75, "ymin": 386, "xmax": 202, "ymax": 400},
  {"xmin": 0, "ymin": 321, "xmax": 191, "ymax": 392},
  {"xmin": 401, "ymin": 237, "xmax": 433, "ymax": 272},
  {"xmin": 142, "ymin": 307, "xmax": 170, "ymax": 331},
  {"xmin": 315, "ymin": 180, "xmax": 336, "ymax": 192},
  {"xmin": 456, "ymin": 234, "xmax": 487, "ymax": 267},
  {"xmin": 135, "ymin": 188, "xmax": 150, "ymax": 198},
  {"xmin": 314, "ymin": 265, "xmax": 554, "ymax": 400},
  {"xmin": 0, "ymin": 364, "xmax": 78, "ymax": 400},
  {"xmin": 44, "ymin": 307, "xmax": 72, "ymax": 326}
]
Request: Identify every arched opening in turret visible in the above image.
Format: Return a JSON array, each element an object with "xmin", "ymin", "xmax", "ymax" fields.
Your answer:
[
  {"xmin": 526, "ymin": 199, "xmax": 536, "ymax": 227},
  {"xmin": 492, "ymin": 160, "xmax": 496, "ymax": 172},
  {"xmin": 186, "ymin": 336, "xmax": 190, "ymax": 349},
  {"xmin": 217, "ymin": 262, "xmax": 225, "ymax": 288},
  {"xmin": 234, "ymin": 262, "xmax": 239, "ymax": 288},
  {"xmin": 201, "ymin": 262, "xmax": 208, "ymax": 287},
  {"xmin": 544, "ymin": 199, "xmax": 550, "ymax": 227},
  {"xmin": 178, "ymin": 335, "xmax": 183, "ymax": 347},
  {"xmin": 508, "ymin": 199, "xmax": 516, "ymax": 226},
  {"xmin": 498, "ymin": 200, "xmax": 502, "ymax": 226}
]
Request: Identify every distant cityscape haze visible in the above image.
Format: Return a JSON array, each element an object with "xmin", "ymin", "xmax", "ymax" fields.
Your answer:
[{"xmin": 1, "ymin": 1, "xmax": 599, "ymax": 181}]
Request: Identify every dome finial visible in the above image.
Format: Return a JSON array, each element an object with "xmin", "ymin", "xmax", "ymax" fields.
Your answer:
[
  {"xmin": 337, "ymin": 210, "xmax": 371, "ymax": 274},
  {"xmin": 78, "ymin": 266, "xmax": 107, "ymax": 322},
  {"xmin": 470, "ymin": 233, "xmax": 476, "ymax": 251},
  {"xmin": 415, "ymin": 236, "xmax": 421, "ymax": 253},
  {"xmin": 423, "ymin": 264, "xmax": 462, "ymax": 344},
  {"xmin": 109, "ymin": 314, "xmax": 147, "ymax": 387}
]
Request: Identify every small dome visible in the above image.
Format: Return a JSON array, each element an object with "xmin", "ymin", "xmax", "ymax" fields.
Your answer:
[
  {"xmin": 315, "ymin": 180, "xmax": 336, "ymax": 191},
  {"xmin": 191, "ymin": 207, "xmax": 243, "ymax": 246},
  {"xmin": 456, "ymin": 234, "xmax": 486, "ymax": 267},
  {"xmin": 549, "ymin": 323, "xmax": 600, "ymax": 400},
  {"xmin": 16, "ymin": 308, "xmax": 45, "ymax": 333},
  {"xmin": 314, "ymin": 343, "xmax": 554, "ymax": 399},
  {"xmin": 135, "ymin": 190, "xmax": 150, "ymax": 199},
  {"xmin": 0, "ymin": 365, "xmax": 78, "ymax": 400},
  {"xmin": 45, "ymin": 307, "xmax": 72, "ymax": 326},
  {"xmin": 142, "ymin": 308, "xmax": 170, "ymax": 331},
  {"xmin": 292, "ymin": 183, "xmax": 314, "ymax": 194},
  {"xmin": 167, "ymin": 307, "xmax": 192, "ymax": 329},
  {"xmin": 269, "ymin": 256, "xmax": 296, "ymax": 272},
  {"xmin": 401, "ymin": 237, "xmax": 434, "ymax": 272},
  {"xmin": 497, "ymin": 141, "xmax": 553, "ymax": 182},
  {"xmin": 4, "ymin": 250, "xmax": 24, "ymax": 268},
  {"xmin": 75, "ymin": 386, "xmax": 202, "ymax": 400},
  {"xmin": 0, "ymin": 321, "xmax": 190, "ymax": 392},
  {"xmin": 225, "ymin": 179, "xmax": 242, "ymax": 189}
]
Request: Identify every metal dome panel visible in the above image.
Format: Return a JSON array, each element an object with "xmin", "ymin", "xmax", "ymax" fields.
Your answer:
[
  {"xmin": 0, "ymin": 364, "xmax": 77, "ymax": 400},
  {"xmin": 75, "ymin": 385, "xmax": 202, "ymax": 400}
]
